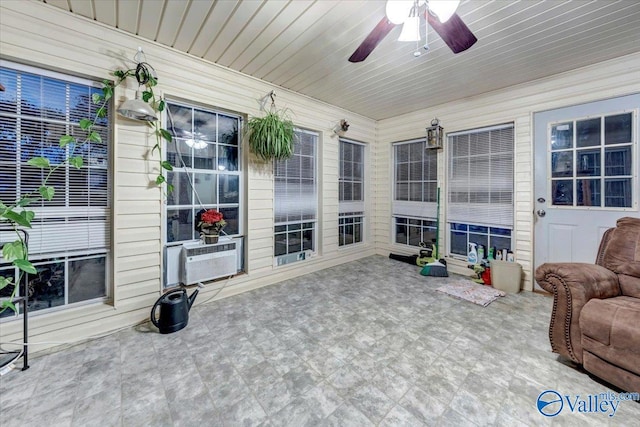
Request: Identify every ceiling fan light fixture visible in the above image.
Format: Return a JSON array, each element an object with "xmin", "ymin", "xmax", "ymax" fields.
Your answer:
[
  {"xmin": 385, "ymin": 0, "xmax": 414, "ymax": 25},
  {"xmin": 398, "ymin": 16, "xmax": 421, "ymax": 41},
  {"xmin": 428, "ymin": 0, "xmax": 460, "ymax": 23}
]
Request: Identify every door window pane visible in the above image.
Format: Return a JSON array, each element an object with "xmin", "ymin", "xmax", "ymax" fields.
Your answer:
[
  {"xmin": 552, "ymin": 180, "xmax": 573, "ymax": 205},
  {"xmin": 605, "ymin": 146, "xmax": 632, "ymax": 176},
  {"xmin": 551, "ymin": 122, "xmax": 573, "ymax": 149},
  {"xmin": 604, "ymin": 179, "xmax": 632, "ymax": 208},
  {"xmin": 576, "ymin": 149, "xmax": 600, "ymax": 177},
  {"xmin": 551, "ymin": 151, "xmax": 573, "ymax": 177},
  {"xmin": 577, "ymin": 179, "xmax": 601, "ymax": 207},
  {"xmin": 576, "ymin": 118, "xmax": 601, "ymax": 148},
  {"xmin": 605, "ymin": 113, "xmax": 632, "ymax": 145}
]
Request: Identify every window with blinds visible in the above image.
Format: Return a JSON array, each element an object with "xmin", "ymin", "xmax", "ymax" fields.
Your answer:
[
  {"xmin": 339, "ymin": 139, "xmax": 365, "ymax": 246},
  {"xmin": 392, "ymin": 138, "xmax": 438, "ymax": 247},
  {"xmin": 0, "ymin": 61, "xmax": 110, "ymax": 317},
  {"xmin": 164, "ymin": 101, "xmax": 242, "ymax": 243},
  {"xmin": 446, "ymin": 124, "xmax": 514, "ymax": 258},
  {"xmin": 274, "ymin": 129, "xmax": 317, "ymax": 260}
]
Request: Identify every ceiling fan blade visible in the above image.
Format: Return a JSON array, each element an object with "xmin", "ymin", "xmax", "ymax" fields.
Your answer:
[
  {"xmin": 427, "ymin": 12, "xmax": 477, "ymax": 54},
  {"xmin": 349, "ymin": 18, "xmax": 397, "ymax": 63}
]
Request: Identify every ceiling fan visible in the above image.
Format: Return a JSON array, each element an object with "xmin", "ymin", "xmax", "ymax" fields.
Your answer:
[{"xmin": 349, "ymin": 0, "xmax": 477, "ymax": 62}]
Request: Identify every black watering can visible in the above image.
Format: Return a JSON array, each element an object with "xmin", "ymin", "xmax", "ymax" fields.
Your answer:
[{"xmin": 150, "ymin": 286, "xmax": 199, "ymax": 334}]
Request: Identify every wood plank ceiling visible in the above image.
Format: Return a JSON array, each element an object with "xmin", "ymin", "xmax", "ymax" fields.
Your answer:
[{"xmin": 42, "ymin": 0, "xmax": 640, "ymax": 120}]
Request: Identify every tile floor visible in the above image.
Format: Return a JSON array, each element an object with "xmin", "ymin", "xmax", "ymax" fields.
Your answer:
[{"xmin": 1, "ymin": 255, "xmax": 638, "ymax": 426}]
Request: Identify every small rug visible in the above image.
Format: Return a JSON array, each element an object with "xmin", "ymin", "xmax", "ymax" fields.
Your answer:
[{"xmin": 436, "ymin": 280, "xmax": 506, "ymax": 307}]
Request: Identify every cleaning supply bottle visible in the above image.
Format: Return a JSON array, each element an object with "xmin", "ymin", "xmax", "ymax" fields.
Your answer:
[
  {"xmin": 468, "ymin": 243, "xmax": 478, "ymax": 264},
  {"xmin": 477, "ymin": 244, "xmax": 485, "ymax": 262},
  {"xmin": 488, "ymin": 246, "xmax": 495, "ymax": 260}
]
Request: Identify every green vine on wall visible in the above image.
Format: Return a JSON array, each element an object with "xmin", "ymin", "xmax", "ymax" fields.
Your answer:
[{"xmin": 0, "ymin": 65, "xmax": 172, "ymax": 315}]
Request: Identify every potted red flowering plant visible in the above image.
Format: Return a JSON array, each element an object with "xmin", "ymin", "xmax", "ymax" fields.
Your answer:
[{"xmin": 196, "ymin": 209, "xmax": 226, "ymax": 244}]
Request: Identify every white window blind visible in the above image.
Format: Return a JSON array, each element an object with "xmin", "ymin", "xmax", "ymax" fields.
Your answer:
[
  {"xmin": 339, "ymin": 138, "xmax": 365, "ymax": 214},
  {"xmin": 274, "ymin": 129, "xmax": 317, "ymax": 225},
  {"xmin": 393, "ymin": 138, "xmax": 438, "ymax": 219},
  {"xmin": 447, "ymin": 124, "xmax": 514, "ymax": 228},
  {"xmin": 274, "ymin": 129, "xmax": 317, "ymax": 256},
  {"xmin": 0, "ymin": 61, "xmax": 110, "ymax": 257}
]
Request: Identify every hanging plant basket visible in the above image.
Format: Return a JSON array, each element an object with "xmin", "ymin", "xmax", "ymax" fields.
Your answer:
[
  {"xmin": 245, "ymin": 101, "xmax": 295, "ymax": 161},
  {"xmin": 246, "ymin": 111, "xmax": 295, "ymax": 161}
]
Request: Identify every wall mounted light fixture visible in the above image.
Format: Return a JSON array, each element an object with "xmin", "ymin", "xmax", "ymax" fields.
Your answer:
[
  {"xmin": 117, "ymin": 48, "xmax": 158, "ymax": 122},
  {"xmin": 426, "ymin": 117, "xmax": 444, "ymax": 149},
  {"xmin": 333, "ymin": 119, "xmax": 350, "ymax": 135}
]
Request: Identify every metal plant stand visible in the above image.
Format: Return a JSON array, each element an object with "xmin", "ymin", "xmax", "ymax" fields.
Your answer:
[{"xmin": 0, "ymin": 227, "xmax": 30, "ymax": 372}]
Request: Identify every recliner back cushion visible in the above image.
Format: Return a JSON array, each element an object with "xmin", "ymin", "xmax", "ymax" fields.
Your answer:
[
  {"xmin": 619, "ymin": 274, "xmax": 640, "ymax": 298},
  {"xmin": 603, "ymin": 217, "xmax": 640, "ymax": 278}
]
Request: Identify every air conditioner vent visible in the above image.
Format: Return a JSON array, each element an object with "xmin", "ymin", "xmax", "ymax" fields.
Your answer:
[
  {"xmin": 184, "ymin": 243, "xmax": 236, "ymax": 257},
  {"xmin": 180, "ymin": 241, "xmax": 237, "ymax": 285}
]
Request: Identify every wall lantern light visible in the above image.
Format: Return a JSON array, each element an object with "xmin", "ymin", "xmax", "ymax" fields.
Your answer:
[{"xmin": 426, "ymin": 117, "xmax": 444, "ymax": 149}]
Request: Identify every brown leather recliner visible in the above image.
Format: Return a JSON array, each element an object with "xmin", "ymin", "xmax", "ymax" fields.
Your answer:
[{"xmin": 535, "ymin": 216, "xmax": 640, "ymax": 393}]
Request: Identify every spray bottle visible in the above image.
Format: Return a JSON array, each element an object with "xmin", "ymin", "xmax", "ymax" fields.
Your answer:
[{"xmin": 468, "ymin": 243, "xmax": 478, "ymax": 264}]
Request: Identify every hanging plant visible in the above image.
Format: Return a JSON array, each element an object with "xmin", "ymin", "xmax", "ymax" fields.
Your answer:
[{"xmin": 245, "ymin": 92, "xmax": 295, "ymax": 161}]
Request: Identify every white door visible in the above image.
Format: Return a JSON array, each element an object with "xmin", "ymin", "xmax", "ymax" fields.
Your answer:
[{"xmin": 534, "ymin": 94, "xmax": 640, "ymax": 287}]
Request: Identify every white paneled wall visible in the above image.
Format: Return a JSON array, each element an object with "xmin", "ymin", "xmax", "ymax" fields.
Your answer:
[
  {"xmin": 0, "ymin": 1, "xmax": 376, "ymax": 351},
  {"xmin": 376, "ymin": 52, "xmax": 640, "ymax": 290}
]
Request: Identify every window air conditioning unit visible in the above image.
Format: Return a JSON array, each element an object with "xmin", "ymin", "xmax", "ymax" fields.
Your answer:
[{"xmin": 180, "ymin": 241, "xmax": 237, "ymax": 285}]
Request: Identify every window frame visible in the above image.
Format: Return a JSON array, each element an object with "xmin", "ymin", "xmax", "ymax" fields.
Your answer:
[
  {"xmin": 339, "ymin": 138, "xmax": 366, "ymax": 247},
  {"xmin": 274, "ymin": 128, "xmax": 319, "ymax": 263},
  {"xmin": 392, "ymin": 138, "xmax": 438, "ymax": 247},
  {"xmin": 0, "ymin": 60, "xmax": 112, "ymax": 318},
  {"xmin": 446, "ymin": 123, "xmax": 514, "ymax": 260},
  {"xmin": 163, "ymin": 99, "xmax": 244, "ymax": 246}
]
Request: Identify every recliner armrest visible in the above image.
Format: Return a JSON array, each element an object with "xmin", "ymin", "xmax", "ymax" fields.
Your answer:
[{"xmin": 535, "ymin": 263, "xmax": 620, "ymax": 363}]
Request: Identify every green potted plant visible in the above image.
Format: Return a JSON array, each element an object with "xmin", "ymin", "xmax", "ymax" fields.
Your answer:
[{"xmin": 245, "ymin": 104, "xmax": 295, "ymax": 161}]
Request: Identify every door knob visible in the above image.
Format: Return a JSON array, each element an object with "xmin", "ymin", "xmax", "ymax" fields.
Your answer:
[{"xmin": 536, "ymin": 209, "xmax": 546, "ymax": 217}]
